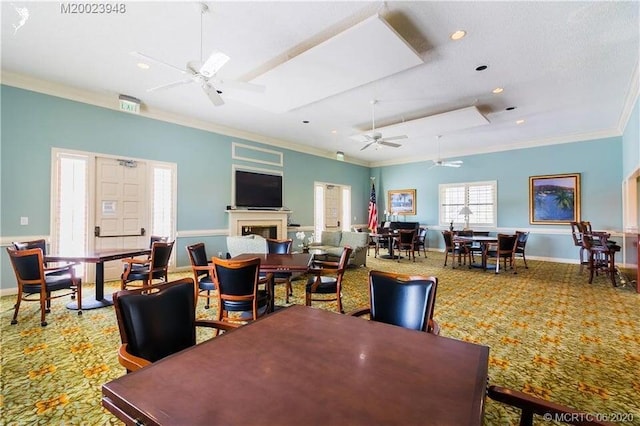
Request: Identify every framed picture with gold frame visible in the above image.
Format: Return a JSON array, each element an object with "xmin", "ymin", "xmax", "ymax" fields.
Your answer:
[
  {"xmin": 529, "ymin": 173, "xmax": 580, "ymax": 224},
  {"xmin": 388, "ymin": 189, "xmax": 416, "ymax": 215}
]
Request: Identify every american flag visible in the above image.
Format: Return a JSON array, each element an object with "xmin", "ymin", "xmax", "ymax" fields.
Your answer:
[{"xmin": 367, "ymin": 182, "xmax": 378, "ymax": 232}]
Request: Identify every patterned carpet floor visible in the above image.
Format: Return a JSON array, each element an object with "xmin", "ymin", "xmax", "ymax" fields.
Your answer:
[{"xmin": 1, "ymin": 250, "xmax": 639, "ymax": 425}]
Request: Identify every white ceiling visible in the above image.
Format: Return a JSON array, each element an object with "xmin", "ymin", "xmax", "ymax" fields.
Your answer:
[{"xmin": 2, "ymin": 1, "xmax": 638, "ymax": 167}]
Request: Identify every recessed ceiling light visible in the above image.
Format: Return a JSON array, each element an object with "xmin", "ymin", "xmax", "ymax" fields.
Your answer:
[
  {"xmin": 475, "ymin": 65, "xmax": 488, "ymax": 71},
  {"xmin": 450, "ymin": 30, "xmax": 466, "ymax": 41},
  {"xmin": 516, "ymin": 119, "xmax": 525, "ymax": 124},
  {"xmin": 136, "ymin": 62, "xmax": 150, "ymax": 70},
  {"xmin": 492, "ymin": 87, "xmax": 503, "ymax": 94},
  {"xmin": 331, "ymin": 130, "xmax": 337, "ymax": 134},
  {"xmin": 505, "ymin": 106, "xmax": 516, "ymax": 111}
]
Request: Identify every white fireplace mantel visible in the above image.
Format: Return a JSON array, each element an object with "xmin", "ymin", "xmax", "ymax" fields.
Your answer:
[{"xmin": 226, "ymin": 210, "xmax": 290, "ymax": 239}]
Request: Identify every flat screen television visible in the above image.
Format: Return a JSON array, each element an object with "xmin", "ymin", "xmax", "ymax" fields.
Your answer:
[{"xmin": 235, "ymin": 170, "xmax": 283, "ymax": 209}]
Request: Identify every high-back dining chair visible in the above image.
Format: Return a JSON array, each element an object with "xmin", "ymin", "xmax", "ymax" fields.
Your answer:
[
  {"xmin": 12, "ymin": 238, "xmax": 77, "ymax": 277},
  {"xmin": 486, "ymin": 234, "xmax": 518, "ymax": 274},
  {"xmin": 514, "ymin": 231, "xmax": 530, "ymax": 269},
  {"xmin": 121, "ymin": 241, "xmax": 174, "ymax": 290},
  {"xmin": 414, "ymin": 227, "xmax": 428, "ymax": 257},
  {"xmin": 265, "ymin": 238, "xmax": 294, "ymax": 303},
  {"xmin": 441, "ymin": 231, "xmax": 469, "ymax": 268},
  {"xmin": 305, "ymin": 246, "xmax": 352, "ymax": 313},
  {"xmin": 396, "ymin": 229, "xmax": 417, "ymax": 262},
  {"xmin": 113, "ymin": 278, "xmax": 237, "ymax": 373},
  {"xmin": 6, "ymin": 247, "xmax": 82, "ymax": 326},
  {"xmin": 212, "ymin": 257, "xmax": 271, "ymax": 325},
  {"xmin": 350, "ymin": 270, "xmax": 439, "ymax": 334},
  {"xmin": 185, "ymin": 243, "xmax": 216, "ymax": 309}
]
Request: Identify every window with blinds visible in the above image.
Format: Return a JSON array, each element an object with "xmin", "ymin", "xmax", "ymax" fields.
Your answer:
[{"xmin": 439, "ymin": 181, "xmax": 497, "ymax": 227}]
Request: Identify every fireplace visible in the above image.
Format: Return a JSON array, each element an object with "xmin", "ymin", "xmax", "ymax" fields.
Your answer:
[
  {"xmin": 227, "ymin": 210, "xmax": 289, "ymax": 240},
  {"xmin": 241, "ymin": 225, "xmax": 277, "ymax": 239}
]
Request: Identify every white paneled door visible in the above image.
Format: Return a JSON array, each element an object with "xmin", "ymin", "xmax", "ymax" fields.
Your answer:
[{"xmin": 95, "ymin": 157, "xmax": 148, "ymax": 281}]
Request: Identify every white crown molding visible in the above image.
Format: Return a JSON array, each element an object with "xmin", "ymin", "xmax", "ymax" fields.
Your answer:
[{"xmin": 0, "ymin": 71, "xmax": 370, "ymax": 167}]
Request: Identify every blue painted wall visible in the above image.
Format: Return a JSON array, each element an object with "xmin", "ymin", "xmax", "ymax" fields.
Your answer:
[
  {"xmin": 372, "ymin": 137, "xmax": 623, "ymax": 261},
  {"xmin": 0, "ymin": 85, "xmax": 370, "ymax": 289},
  {"xmin": 0, "ymin": 84, "xmax": 632, "ymax": 290}
]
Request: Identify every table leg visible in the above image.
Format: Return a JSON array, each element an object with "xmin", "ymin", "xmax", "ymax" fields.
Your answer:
[{"xmin": 66, "ymin": 261, "xmax": 114, "ymax": 310}]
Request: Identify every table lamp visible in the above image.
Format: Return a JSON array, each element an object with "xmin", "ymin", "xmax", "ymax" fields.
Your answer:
[{"xmin": 458, "ymin": 206, "xmax": 473, "ymax": 229}]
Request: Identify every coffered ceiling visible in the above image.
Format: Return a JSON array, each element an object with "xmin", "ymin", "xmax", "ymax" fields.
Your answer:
[{"xmin": 2, "ymin": 1, "xmax": 638, "ymax": 166}]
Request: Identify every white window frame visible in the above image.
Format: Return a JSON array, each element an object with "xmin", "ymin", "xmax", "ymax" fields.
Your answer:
[{"xmin": 439, "ymin": 180, "xmax": 497, "ymax": 228}]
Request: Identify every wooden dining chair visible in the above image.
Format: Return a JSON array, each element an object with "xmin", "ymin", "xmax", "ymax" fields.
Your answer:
[
  {"xmin": 396, "ymin": 229, "xmax": 417, "ymax": 262},
  {"xmin": 441, "ymin": 231, "xmax": 469, "ymax": 268},
  {"xmin": 349, "ymin": 270, "xmax": 439, "ymax": 334},
  {"xmin": 212, "ymin": 257, "xmax": 272, "ymax": 325},
  {"xmin": 113, "ymin": 278, "xmax": 237, "ymax": 373},
  {"xmin": 6, "ymin": 247, "xmax": 82, "ymax": 326},
  {"xmin": 487, "ymin": 385, "xmax": 615, "ymax": 425},
  {"xmin": 185, "ymin": 242, "xmax": 216, "ymax": 309},
  {"xmin": 121, "ymin": 241, "xmax": 174, "ymax": 290},
  {"xmin": 485, "ymin": 233, "xmax": 518, "ymax": 274},
  {"xmin": 305, "ymin": 246, "xmax": 352, "ymax": 313},
  {"xmin": 265, "ymin": 238, "xmax": 294, "ymax": 303}
]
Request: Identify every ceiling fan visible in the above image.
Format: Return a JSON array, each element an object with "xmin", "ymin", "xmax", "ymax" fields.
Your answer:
[
  {"xmin": 360, "ymin": 100, "xmax": 407, "ymax": 151},
  {"xmin": 131, "ymin": 3, "xmax": 263, "ymax": 106},
  {"xmin": 431, "ymin": 135, "xmax": 463, "ymax": 168}
]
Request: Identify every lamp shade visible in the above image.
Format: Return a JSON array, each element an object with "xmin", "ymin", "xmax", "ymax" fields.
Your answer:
[
  {"xmin": 458, "ymin": 206, "xmax": 473, "ymax": 216},
  {"xmin": 336, "ymin": 151, "xmax": 345, "ymax": 161}
]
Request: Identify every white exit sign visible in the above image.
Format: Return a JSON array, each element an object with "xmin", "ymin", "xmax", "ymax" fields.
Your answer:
[{"xmin": 118, "ymin": 95, "xmax": 141, "ymax": 114}]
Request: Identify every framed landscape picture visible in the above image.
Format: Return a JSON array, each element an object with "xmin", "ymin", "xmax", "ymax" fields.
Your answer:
[
  {"xmin": 529, "ymin": 173, "xmax": 580, "ymax": 224},
  {"xmin": 388, "ymin": 189, "xmax": 416, "ymax": 215}
]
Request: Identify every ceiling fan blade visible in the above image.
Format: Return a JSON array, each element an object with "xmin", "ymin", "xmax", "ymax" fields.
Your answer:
[
  {"xmin": 380, "ymin": 141, "xmax": 402, "ymax": 148},
  {"xmin": 147, "ymin": 78, "xmax": 194, "ymax": 92},
  {"xmin": 213, "ymin": 78, "xmax": 265, "ymax": 93},
  {"xmin": 443, "ymin": 163, "xmax": 462, "ymax": 168},
  {"xmin": 199, "ymin": 51, "xmax": 230, "ymax": 78},
  {"xmin": 380, "ymin": 135, "xmax": 407, "ymax": 142},
  {"xmin": 447, "ymin": 160, "xmax": 464, "ymax": 164},
  {"xmin": 202, "ymin": 83, "xmax": 225, "ymax": 106},
  {"xmin": 360, "ymin": 141, "xmax": 376, "ymax": 151},
  {"xmin": 130, "ymin": 51, "xmax": 188, "ymax": 74}
]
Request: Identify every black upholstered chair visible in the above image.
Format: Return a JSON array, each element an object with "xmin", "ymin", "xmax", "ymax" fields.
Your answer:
[
  {"xmin": 442, "ymin": 231, "xmax": 469, "ymax": 268},
  {"xmin": 121, "ymin": 240, "xmax": 174, "ymax": 290},
  {"xmin": 514, "ymin": 231, "xmax": 530, "ymax": 269},
  {"xmin": 305, "ymin": 246, "xmax": 352, "ymax": 313},
  {"xmin": 349, "ymin": 270, "xmax": 439, "ymax": 334},
  {"xmin": 212, "ymin": 257, "xmax": 271, "ymax": 325},
  {"xmin": 570, "ymin": 221, "xmax": 588, "ymax": 271},
  {"xmin": 396, "ymin": 229, "xmax": 417, "ymax": 262},
  {"xmin": 487, "ymin": 385, "xmax": 614, "ymax": 426},
  {"xmin": 414, "ymin": 227, "xmax": 428, "ymax": 257},
  {"xmin": 12, "ymin": 238, "xmax": 77, "ymax": 277},
  {"xmin": 185, "ymin": 243, "xmax": 216, "ymax": 309},
  {"xmin": 113, "ymin": 278, "xmax": 237, "ymax": 373},
  {"xmin": 485, "ymin": 233, "xmax": 518, "ymax": 274},
  {"xmin": 6, "ymin": 247, "xmax": 82, "ymax": 326},
  {"xmin": 265, "ymin": 238, "xmax": 294, "ymax": 303}
]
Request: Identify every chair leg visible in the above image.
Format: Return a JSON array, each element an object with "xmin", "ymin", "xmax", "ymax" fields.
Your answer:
[
  {"xmin": 305, "ymin": 291, "xmax": 311, "ymax": 307},
  {"xmin": 40, "ymin": 291, "xmax": 47, "ymax": 327},
  {"xmin": 11, "ymin": 288, "xmax": 22, "ymax": 325},
  {"xmin": 337, "ymin": 292, "xmax": 343, "ymax": 314},
  {"xmin": 522, "ymin": 253, "xmax": 528, "ymax": 269}
]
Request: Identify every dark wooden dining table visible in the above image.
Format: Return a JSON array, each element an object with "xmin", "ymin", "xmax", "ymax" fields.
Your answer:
[
  {"xmin": 45, "ymin": 247, "xmax": 150, "ymax": 309},
  {"xmin": 102, "ymin": 304, "xmax": 490, "ymax": 425},
  {"xmin": 231, "ymin": 252, "xmax": 313, "ymax": 311}
]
